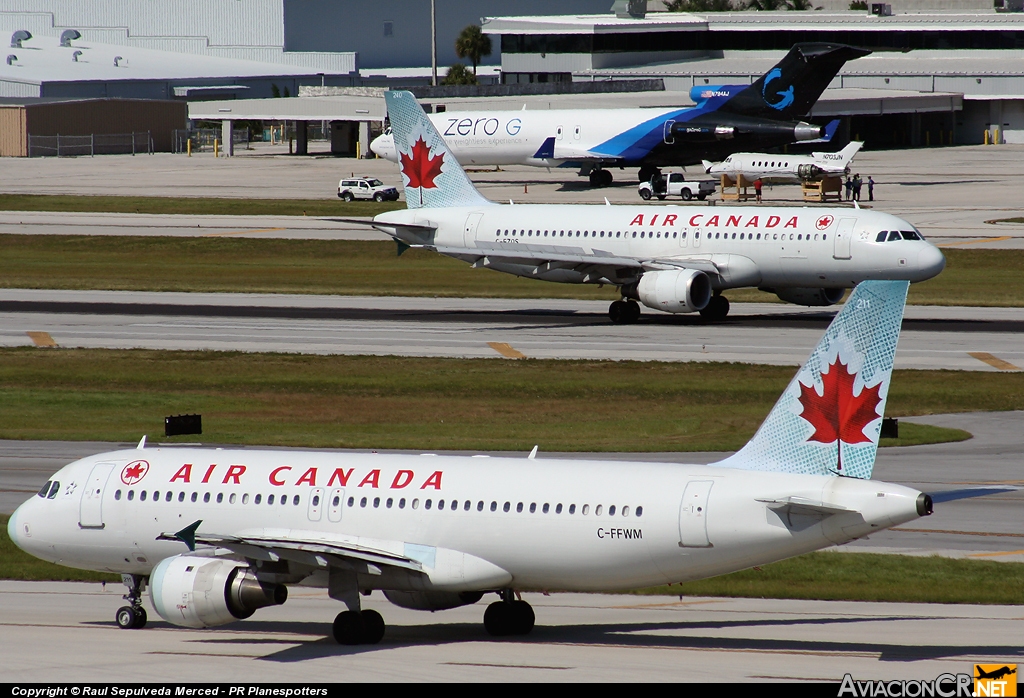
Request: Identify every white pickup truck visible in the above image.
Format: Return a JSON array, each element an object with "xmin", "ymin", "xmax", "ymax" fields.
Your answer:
[{"xmin": 638, "ymin": 172, "xmax": 716, "ymax": 201}]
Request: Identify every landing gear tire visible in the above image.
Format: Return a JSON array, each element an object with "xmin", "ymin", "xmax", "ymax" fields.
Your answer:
[
  {"xmin": 484, "ymin": 599, "xmax": 536, "ymax": 636},
  {"xmin": 609, "ymin": 300, "xmax": 641, "ymax": 324},
  {"xmin": 589, "ymin": 169, "xmax": 613, "ymax": 188},
  {"xmin": 699, "ymin": 295, "xmax": 730, "ymax": 321},
  {"xmin": 332, "ymin": 609, "xmax": 385, "ymax": 645},
  {"xmin": 116, "ymin": 606, "xmax": 143, "ymax": 630}
]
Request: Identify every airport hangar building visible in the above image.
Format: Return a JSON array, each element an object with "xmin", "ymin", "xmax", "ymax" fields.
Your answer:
[{"xmin": 1, "ymin": 1, "xmax": 1023, "ymax": 156}]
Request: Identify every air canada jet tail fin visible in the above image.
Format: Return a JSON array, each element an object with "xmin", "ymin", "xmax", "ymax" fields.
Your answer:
[
  {"xmin": 714, "ymin": 280, "xmax": 909, "ymax": 480},
  {"xmin": 716, "ymin": 43, "xmax": 870, "ymax": 121},
  {"xmin": 383, "ymin": 90, "xmax": 492, "ymax": 210}
]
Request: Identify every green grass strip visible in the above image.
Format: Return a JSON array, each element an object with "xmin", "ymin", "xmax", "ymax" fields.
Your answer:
[
  {"xmin": 0, "ymin": 194, "xmax": 403, "ymax": 217},
  {"xmin": 0, "ymin": 349, "xmax": 978, "ymax": 451},
  {"xmin": 0, "ymin": 234, "xmax": 1019, "ymax": 305}
]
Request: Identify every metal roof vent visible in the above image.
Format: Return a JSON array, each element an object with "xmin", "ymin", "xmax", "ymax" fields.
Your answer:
[
  {"xmin": 113, "ymin": 55, "xmax": 123, "ymax": 66},
  {"xmin": 10, "ymin": 30, "xmax": 31, "ymax": 48},
  {"xmin": 72, "ymin": 50, "xmax": 82, "ymax": 62},
  {"xmin": 6, "ymin": 54, "xmax": 16, "ymax": 65},
  {"xmin": 60, "ymin": 29, "xmax": 81, "ymax": 47}
]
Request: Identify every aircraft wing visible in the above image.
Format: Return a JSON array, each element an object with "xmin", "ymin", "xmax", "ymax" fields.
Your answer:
[{"xmin": 157, "ymin": 525, "xmax": 425, "ymax": 573}]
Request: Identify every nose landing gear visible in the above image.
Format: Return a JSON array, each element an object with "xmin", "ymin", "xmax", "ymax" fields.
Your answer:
[
  {"xmin": 116, "ymin": 573, "xmax": 148, "ymax": 629},
  {"xmin": 483, "ymin": 590, "xmax": 535, "ymax": 636}
]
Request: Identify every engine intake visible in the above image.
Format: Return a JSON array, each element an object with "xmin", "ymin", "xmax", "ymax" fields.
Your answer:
[
  {"xmin": 637, "ymin": 269, "xmax": 712, "ymax": 314},
  {"xmin": 150, "ymin": 555, "xmax": 287, "ymax": 628},
  {"xmin": 775, "ymin": 287, "xmax": 845, "ymax": 307}
]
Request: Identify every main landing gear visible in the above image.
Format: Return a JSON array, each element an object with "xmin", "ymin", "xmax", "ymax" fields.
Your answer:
[
  {"xmin": 333, "ymin": 609, "xmax": 386, "ymax": 645},
  {"xmin": 116, "ymin": 573, "xmax": 148, "ymax": 629},
  {"xmin": 699, "ymin": 294, "xmax": 730, "ymax": 321},
  {"xmin": 483, "ymin": 591, "xmax": 535, "ymax": 637},
  {"xmin": 588, "ymin": 168, "xmax": 614, "ymax": 188},
  {"xmin": 609, "ymin": 299, "xmax": 641, "ymax": 324}
]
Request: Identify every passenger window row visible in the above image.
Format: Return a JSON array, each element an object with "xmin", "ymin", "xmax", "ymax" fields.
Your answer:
[
  {"xmin": 498, "ymin": 228, "xmax": 679, "ymax": 241},
  {"xmin": 110, "ymin": 489, "xmax": 645, "ymax": 519},
  {"xmin": 497, "ymin": 228, "xmax": 827, "ymax": 242}
]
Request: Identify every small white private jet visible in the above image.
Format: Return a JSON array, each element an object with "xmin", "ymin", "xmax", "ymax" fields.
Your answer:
[
  {"xmin": 17, "ymin": 278, "xmax": 1008, "ymax": 644},
  {"xmin": 361, "ymin": 91, "xmax": 943, "ymax": 324},
  {"xmin": 702, "ymin": 141, "xmax": 864, "ymax": 183}
]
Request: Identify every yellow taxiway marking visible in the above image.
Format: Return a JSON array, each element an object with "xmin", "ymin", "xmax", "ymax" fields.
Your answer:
[
  {"xmin": 203, "ymin": 227, "xmax": 286, "ymax": 237},
  {"xmin": 968, "ymin": 352, "xmax": 1021, "ymax": 371},
  {"xmin": 26, "ymin": 331, "xmax": 57, "ymax": 348},
  {"xmin": 488, "ymin": 342, "xmax": 526, "ymax": 359},
  {"xmin": 968, "ymin": 549, "xmax": 1024, "ymax": 559},
  {"xmin": 937, "ymin": 236, "xmax": 1013, "ymax": 248}
]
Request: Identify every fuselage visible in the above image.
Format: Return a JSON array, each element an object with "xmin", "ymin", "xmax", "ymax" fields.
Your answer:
[
  {"xmin": 9, "ymin": 448, "xmax": 925, "ymax": 592},
  {"xmin": 375, "ymin": 203, "xmax": 945, "ymax": 291},
  {"xmin": 707, "ymin": 151, "xmax": 850, "ymax": 182},
  {"xmin": 371, "ymin": 106, "xmax": 822, "ymax": 169}
]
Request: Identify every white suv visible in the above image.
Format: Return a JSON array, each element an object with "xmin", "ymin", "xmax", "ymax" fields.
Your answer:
[{"xmin": 337, "ymin": 177, "xmax": 400, "ymax": 202}]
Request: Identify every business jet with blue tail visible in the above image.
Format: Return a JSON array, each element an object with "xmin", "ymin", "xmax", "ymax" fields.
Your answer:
[
  {"xmin": 364, "ymin": 91, "xmax": 942, "ymax": 324},
  {"xmin": 14, "ymin": 277, "xmax": 1014, "ymax": 644},
  {"xmin": 371, "ymin": 43, "xmax": 863, "ymax": 187}
]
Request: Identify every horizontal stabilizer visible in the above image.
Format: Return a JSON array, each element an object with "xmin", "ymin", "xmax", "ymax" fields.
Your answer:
[{"xmin": 928, "ymin": 486, "xmax": 1018, "ymax": 503}]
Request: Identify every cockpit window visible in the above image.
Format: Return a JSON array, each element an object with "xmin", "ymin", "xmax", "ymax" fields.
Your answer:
[
  {"xmin": 900, "ymin": 230, "xmax": 922, "ymax": 241},
  {"xmin": 887, "ymin": 231, "xmax": 902, "ymax": 242},
  {"xmin": 48, "ymin": 481, "xmax": 60, "ymax": 499},
  {"xmin": 38, "ymin": 481, "xmax": 52, "ymax": 498},
  {"xmin": 876, "ymin": 231, "xmax": 887, "ymax": 243}
]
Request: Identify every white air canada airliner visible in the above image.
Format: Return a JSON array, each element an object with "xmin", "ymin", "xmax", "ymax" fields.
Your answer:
[
  {"xmin": 15, "ymin": 278, "xmax": 971, "ymax": 645},
  {"xmin": 703, "ymin": 141, "xmax": 864, "ymax": 183},
  {"xmin": 365, "ymin": 91, "xmax": 944, "ymax": 324}
]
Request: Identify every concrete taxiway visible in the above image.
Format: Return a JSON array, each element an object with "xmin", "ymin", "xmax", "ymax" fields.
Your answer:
[
  {"xmin": 0, "ymin": 581, "xmax": 1020, "ymax": 682},
  {"xmin": 1, "ymin": 289, "xmax": 1023, "ymax": 372}
]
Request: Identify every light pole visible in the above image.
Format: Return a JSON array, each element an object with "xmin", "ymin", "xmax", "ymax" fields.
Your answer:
[{"xmin": 431, "ymin": 0, "xmax": 437, "ymax": 87}]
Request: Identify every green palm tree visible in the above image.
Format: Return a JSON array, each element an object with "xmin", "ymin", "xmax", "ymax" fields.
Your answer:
[{"xmin": 454, "ymin": 24, "xmax": 492, "ymax": 76}]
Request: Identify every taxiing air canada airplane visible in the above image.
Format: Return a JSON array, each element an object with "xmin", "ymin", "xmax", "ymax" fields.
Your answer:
[
  {"xmin": 368, "ymin": 91, "xmax": 944, "ymax": 324},
  {"xmin": 371, "ymin": 43, "xmax": 866, "ymax": 187},
  {"xmin": 11, "ymin": 279, "xmax": 942, "ymax": 644},
  {"xmin": 703, "ymin": 141, "xmax": 864, "ymax": 183}
]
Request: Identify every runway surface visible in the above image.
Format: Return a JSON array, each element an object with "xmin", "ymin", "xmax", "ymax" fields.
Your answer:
[
  {"xmin": 2, "ymin": 289, "xmax": 1023, "ymax": 372},
  {"xmin": 3, "ymin": 411, "xmax": 1022, "ymax": 561},
  {"xmin": 1, "ymin": 582, "xmax": 1021, "ymax": 682}
]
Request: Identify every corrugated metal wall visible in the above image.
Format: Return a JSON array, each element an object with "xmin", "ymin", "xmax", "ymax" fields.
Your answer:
[
  {"xmin": 23, "ymin": 99, "xmax": 187, "ymax": 152},
  {"xmin": 0, "ymin": 105, "xmax": 27, "ymax": 156}
]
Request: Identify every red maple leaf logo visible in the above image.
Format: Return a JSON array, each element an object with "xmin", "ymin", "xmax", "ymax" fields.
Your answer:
[
  {"xmin": 121, "ymin": 459, "xmax": 149, "ymax": 485},
  {"xmin": 399, "ymin": 136, "xmax": 444, "ymax": 190},
  {"xmin": 816, "ymin": 215, "xmax": 834, "ymax": 230},
  {"xmin": 798, "ymin": 358, "xmax": 882, "ymax": 458}
]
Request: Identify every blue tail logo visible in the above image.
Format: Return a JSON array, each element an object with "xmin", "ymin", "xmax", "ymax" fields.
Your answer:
[{"xmin": 762, "ymin": 68, "xmax": 795, "ymax": 112}]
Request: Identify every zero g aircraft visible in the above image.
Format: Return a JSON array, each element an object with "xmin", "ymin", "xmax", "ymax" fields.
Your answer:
[
  {"xmin": 10, "ymin": 279, "xmax": 953, "ymax": 644},
  {"xmin": 365, "ymin": 91, "xmax": 944, "ymax": 324},
  {"xmin": 370, "ymin": 43, "xmax": 866, "ymax": 187}
]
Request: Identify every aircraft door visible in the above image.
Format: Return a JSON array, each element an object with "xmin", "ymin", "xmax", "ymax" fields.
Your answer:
[
  {"xmin": 308, "ymin": 487, "xmax": 324, "ymax": 522},
  {"xmin": 328, "ymin": 488, "xmax": 345, "ymax": 523},
  {"xmin": 678, "ymin": 480, "xmax": 714, "ymax": 548},
  {"xmin": 79, "ymin": 462, "xmax": 115, "ymax": 529},
  {"xmin": 663, "ymin": 120, "xmax": 676, "ymax": 145},
  {"xmin": 833, "ymin": 217, "xmax": 855, "ymax": 260},
  {"xmin": 464, "ymin": 212, "xmax": 484, "ymax": 248}
]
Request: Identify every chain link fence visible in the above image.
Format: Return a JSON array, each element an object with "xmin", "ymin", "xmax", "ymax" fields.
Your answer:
[{"xmin": 28, "ymin": 132, "xmax": 153, "ymax": 157}]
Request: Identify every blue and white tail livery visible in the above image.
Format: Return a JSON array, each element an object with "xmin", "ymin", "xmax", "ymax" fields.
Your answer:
[
  {"xmin": 384, "ymin": 91, "xmax": 491, "ymax": 210},
  {"xmin": 717, "ymin": 280, "xmax": 909, "ymax": 479}
]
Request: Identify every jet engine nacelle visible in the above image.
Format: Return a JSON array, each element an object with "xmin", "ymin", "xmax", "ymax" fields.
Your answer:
[
  {"xmin": 637, "ymin": 269, "xmax": 712, "ymax": 313},
  {"xmin": 383, "ymin": 590, "xmax": 484, "ymax": 611},
  {"xmin": 672, "ymin": 120, "xmax": 823, "ymax": 143},
  {"xmin": 775, "ymin": 287, "xmax": 845, "ymax": 307},
  {"xmin": 149, "ymin": 555, "xmax": 287, "ymax": 628}
]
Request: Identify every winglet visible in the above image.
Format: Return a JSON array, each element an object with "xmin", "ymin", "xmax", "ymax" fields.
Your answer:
[
  {"xmin": 396, "ymin": 240, "xmax": 410, "ymax": 256},
  {"xmin": 137, "ymin": 435, "xmax": 146, "ymax": 450},
  {"xmin": 174, "ymin": 520, "xmax": 203, "ymax": 552},
  {"xmin": 528, "ymin": 445, "xmax": 538, "ymax": 460},
  {"xmin": 823, "ymin": 119, "xmax": 840, "ymax": 142}
]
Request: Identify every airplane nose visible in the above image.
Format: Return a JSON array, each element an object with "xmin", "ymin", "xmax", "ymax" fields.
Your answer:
[
  {"xmin": 916, "ymin": 245, "xmax": 945, "ymax": 281},
  {"xmin": 7, "ymin": 505, "xmax": 25, "ymax": 552},
  {"xmin": 370, "ymin": 134, "xmax": 394, "ymax": 160}
]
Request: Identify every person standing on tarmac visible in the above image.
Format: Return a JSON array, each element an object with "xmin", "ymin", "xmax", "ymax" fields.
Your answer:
[
  {"xmin": 844, "ymin": 176, "xmax": 852, "ymax": 201},
  {"xmin": 754, "ymin": 177, "xmax": 763, "ymax": 203},
  {"xmin": 852, "ymin": 173, "xmax": 862, "ymax": 201},
  {"xmin": 868, "ymin": 176, "xmax": 875, "ymax": 202}
]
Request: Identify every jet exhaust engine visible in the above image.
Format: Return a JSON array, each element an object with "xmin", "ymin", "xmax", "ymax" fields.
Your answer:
[
  {"xmin": 383, "ymin": 590, "xmax": 484, "ymax": 611},
  {"xmin": 637, "ymin": 269, "xmax": 712, "ymax": 313},
  {"xmin": 672, "ymin": 120, "xmax": 823, "ymax": 143},
  {"xmin": 150, "ymin": 555, "xmax": 287, "ymax": 628},
  {"xmin": 775, "ymin": 287, "xmax": 845, "ymax": 307}
]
